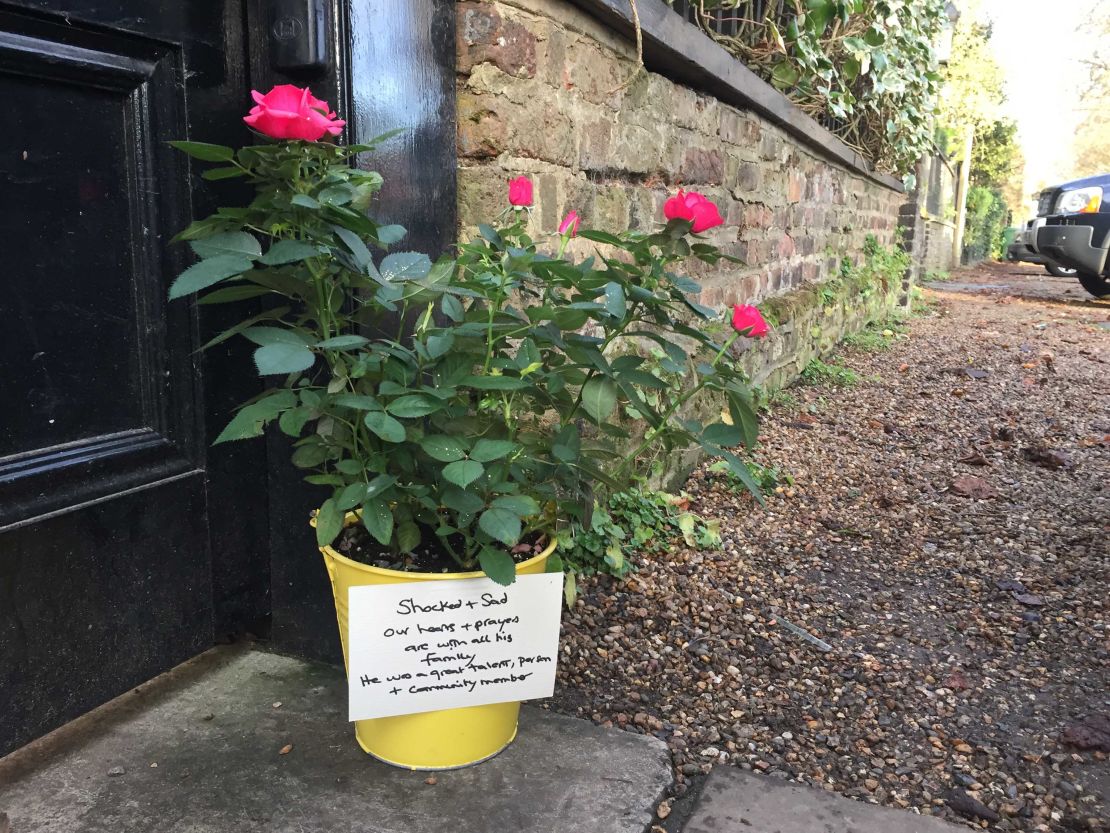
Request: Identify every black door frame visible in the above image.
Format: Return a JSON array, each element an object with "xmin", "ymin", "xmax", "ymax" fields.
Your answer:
[{"xmin": 254, "ymin": 0, "xmax": 458, "ymax": 664}]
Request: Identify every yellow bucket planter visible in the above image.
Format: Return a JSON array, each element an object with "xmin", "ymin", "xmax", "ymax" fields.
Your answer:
[{"xmin": 316, "ymin": 519, "xmax": 557, "ymax": 770}]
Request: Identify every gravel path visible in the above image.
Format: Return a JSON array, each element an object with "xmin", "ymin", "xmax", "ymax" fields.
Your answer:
[{"xmin": 551, "ymin": 270, "xmax": 1109, "ymax": 832}]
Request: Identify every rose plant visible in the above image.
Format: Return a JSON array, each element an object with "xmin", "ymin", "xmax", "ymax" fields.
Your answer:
[{"xmin": 169, "ymin": 86, "xmax": 766, "ymax": 587}]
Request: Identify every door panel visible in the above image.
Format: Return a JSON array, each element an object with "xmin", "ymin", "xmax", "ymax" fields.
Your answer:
[
  {"xmin": 0, "ymin": 1, "xmax": 264, "ymax": 757},
  {"xmin": 0, "ymin": 13, "xmax": 197, "ymax": 524}
]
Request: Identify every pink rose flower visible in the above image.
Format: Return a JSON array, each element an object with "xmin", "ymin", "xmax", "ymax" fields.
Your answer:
[
  {"xmin": 663, "ymin": 189, "xmax": 724, "ymax": 233},
  {"xmin": 558, "ymin": 210, "xmax": 580, "ymax": 237},
  {"xmin": 243, "ymin": 85, "xmax": 345, "ymax": 141},
  {"xmin": 508, "ymin": 176, "xmax": 533, "ymax": 207},
  {"xmin": 731, "ymin": 304, "xmax": 769, "ymax": 338}
]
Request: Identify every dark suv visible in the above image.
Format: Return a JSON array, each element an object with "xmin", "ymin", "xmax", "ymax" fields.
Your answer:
[{"xmin": 1034, "ymin": 172, "xmax": 1110, "ymax": 298}]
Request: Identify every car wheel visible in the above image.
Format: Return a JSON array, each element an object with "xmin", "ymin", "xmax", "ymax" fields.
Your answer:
[
  {"xmin": 1044, "ymin": 262, "xmax": 1078, "ymax": 278},
  {"xmin": 1077, "ymin": 270, "xmax": 1110, "ymax": 298}
]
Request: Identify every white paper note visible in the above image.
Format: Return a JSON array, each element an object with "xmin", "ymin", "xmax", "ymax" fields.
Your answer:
[{"xmin": 347, "ymin": 572, "xmax": 563, "ymax": 721}]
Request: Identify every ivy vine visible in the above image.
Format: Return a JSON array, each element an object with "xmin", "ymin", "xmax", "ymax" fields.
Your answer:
[{"xmin": 674, "ymin": 0, "xmax": 947, "ymax": 181}]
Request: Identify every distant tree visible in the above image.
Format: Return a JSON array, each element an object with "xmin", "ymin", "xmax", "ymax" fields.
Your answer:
[
  {"xmin": 938, "ymin": 9, "xmax": 1006, "ymax": 132},
  {"xmin": 970, "ymin": 119, "xmax": 1019, "ymax": 190},
  {"xmin": 1072, "ymin": 5, "xmax": 1110, "ymax": 177}
]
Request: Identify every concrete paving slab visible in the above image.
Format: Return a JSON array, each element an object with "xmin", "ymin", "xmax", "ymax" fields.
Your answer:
[
  {"xmin": 0, "ymin": 646, "xmax": 671, "ymax": 833},
  {"xmin": 684, "ymin": 767, "xmax": 966, "ymax": 833}
]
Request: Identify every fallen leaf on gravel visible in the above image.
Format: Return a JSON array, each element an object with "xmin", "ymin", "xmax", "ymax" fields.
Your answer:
[
  {"xmin": 957, "ymin": 450, "xmax": 990, "ymax": 466},
  {"xmin": 1060, "ymin": 714, "xmax": 1110, "ymax": 751},
  {"xmin": 946, "ymin": 789, "xmax": 1000, "ymax": 822},
  {"xmin": 1023, "ymin": 446, "xmax": 1072, "ymax": 469},
  {"xmin": 944, "ymin": 670, "xmax": 971, "ymax": 691},
  {"xmin": 1012, "ymin": 593, "xmax": 1045, "ymax": 607},
  {"xmin": 657, "ymin": 801, "xmax": 672, "ymax": 819},
  {"xmin": 279, "ymin": 744, "xmax": 293, "ymax": 755},
  {"xmin": 950, "ymin": 475, "xmax": 996, "ymax": 499}
]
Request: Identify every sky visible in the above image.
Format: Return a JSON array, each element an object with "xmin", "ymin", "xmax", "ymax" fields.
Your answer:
[{"xmin": 978, "ymin": 0, "xmax": 1104, "ymax": 211}]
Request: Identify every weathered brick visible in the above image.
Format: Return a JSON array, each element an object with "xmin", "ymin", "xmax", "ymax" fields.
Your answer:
[
  {"xmin": 457, "ymin": 2, "xmax": 537, "ymax": 78},
  {"xmin": 736, "ymin": 162, "xmax": 761, "ymax": 193},
  {"xmin": 457, "ymin": 93, "xmax": 506, "ymax": 159},
  {"xmin": 679, "ymin": 147, "xmax": 724, "ymax": 184}
]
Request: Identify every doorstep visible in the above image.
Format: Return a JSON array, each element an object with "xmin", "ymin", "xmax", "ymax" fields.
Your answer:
[
  {"xmin": 0, "ymin": 645, "xmax": 671, "ymax": 833},
  {"xmin": 683, "ymin": 767, "xmax": 967, "ymax": 833}
]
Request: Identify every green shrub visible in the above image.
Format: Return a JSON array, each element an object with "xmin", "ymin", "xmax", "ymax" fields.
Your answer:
[
  {"xmin": 963, "ymin": 186, "xmax": 1006, "ymax": 263},
  {"xmin": 560, "ymin": 488, "xmax": 722, "ymax": 596},
  {"xmin": 800, "ymin": 357, "xmax": 860, "ymax": 387}
]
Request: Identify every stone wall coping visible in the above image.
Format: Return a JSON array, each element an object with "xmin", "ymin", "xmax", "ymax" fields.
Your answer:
[{"xmin": 566, "ymin": 0, "xmax": 905, "ymax": 193}]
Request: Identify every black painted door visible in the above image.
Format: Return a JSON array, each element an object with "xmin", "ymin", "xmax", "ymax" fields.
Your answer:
[{"xmin": 0, "ymin": 1, "xmax": 268, "ymax": 756}]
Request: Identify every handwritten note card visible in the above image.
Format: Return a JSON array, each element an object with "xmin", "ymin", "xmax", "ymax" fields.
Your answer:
[{"xmin": 347, "ymin": 573, "xmax": 563, "ymax": 721}]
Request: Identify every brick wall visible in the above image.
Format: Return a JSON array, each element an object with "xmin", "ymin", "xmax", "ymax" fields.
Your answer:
[{"xmin": 455, "ymin": 0, "xmax": 905, "ymax": 309}]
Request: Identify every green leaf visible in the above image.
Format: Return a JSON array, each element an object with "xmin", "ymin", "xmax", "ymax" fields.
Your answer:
[
  {"xmin": 365, "ymin": 474, "xmax": 397, "ymax": 499},
  {"xmin": 771, "ymin": 60, "xmax": 800, "ymax": 88},
  {"xmin": 201, "ymin": 166, "xmax": 247, "ymax": 181},
  {"xmin": 603, "ymin": 282, "xmax": 627, "ymax": 318},
  {"xmin": 316, "ymin": 335, "xmax": 369, "ymax": 350},
  {"xmin": 425, "ymin": 333, "xmax": 454, "ymax": 359},
  {"xmin": 169, "ymin": 140, "xmax": 235, "ymax": 162},
  {"xmin": 190, "ymin": 232, "xmax": 261, "ymax": 260},
  {"xmin": 701, "ymin": 422, "xmax": 743, "ymax": 447},
  {"xmin": 291, "ymin": 442, "xmax": 327, "ymax": 468},
  {"xmin": 254, "ymin": 343, "xmax": 315, "ymax": 375},
  {"xmin": 552, "ymin": 424, "xmax": 580, "ymax": 463},
  {"xmin": 396, "ymin": 521, "xmax": 421, "ymax": 553},
  {"xmin": 197, "ymin": 285, "xmax": 272, "ymax": 305},
  {"xmin": 420, "ymin": 435, "xmax": 467, "ymax": 462},
  {"xmin": 470, "ymin": 439, "xmax": 518, "ymax": 463},
  {"xmin": 718, "ymin": 451, "xmax": 766, "ymax": 505},
  {"xmin": 461, "ymin": 374, "xmax": 526, "ymax": 390},
  {"xmin": 332, "ymin": 224, "xmax": 373, "ymax": 269},
  {"xmin": 376, "ymin": 224, "xmax": 407, "ymax": 245},
  {"xmin": 242, "ymin": 326, "xmax": 311, "ymax": 347},
  {"xmin": 332, "ymin": 393, "xmax": 382, "ymax": 411},
  {"xmin": 199, "ymin": 306, "xmax": 291, "ymax": 350},
  {"xmin": 380, "ymin": 252, "xmax": 432, "ymax": 281},
  {"xmin": 361, "ymin": 499, "xmax": 394, "ymax": 546},
  {"xmin": 727, "ymin": 390, "xmax": 760, "ymax": 448},
  {"xmin": 260, "ymin": 239, "xmax": 320, "ymax": 266},
  {"xmin": 386, "ymin": 395, "xmax": 440, "ymax": 418},
  {"xmin": 579, "ymin": 229, "xmax": 624, "ymax": 246},
  {"xmin": 490, "ymin": 495, "xmax": 540, "ymax": 516},
  {"xmin": 580, "ymin": 377, "xmax": 617, "ymax": 422},
  {"xmin": 479, "ymin": 547, "xmax": 516, "ymax": 587},
  {"xmin": 442, "ymin": 487, "xmax": 485, "ymax": 515},
  {"xmin": 168, "ymin": 254, "xmax": 253, "ymax": 299},
  {"xmin": 336, "ymin": 482, "xmax": 367, "ymax": 511},
  {"xmin": 441, "ymin": 294, "xmax": 464, "ymax": 322},
  {"xmin": 291, "ymin": 194, "xmax": 320, "ymax": 209},
  {"xmin": 314, "ymin": 498, "xmax": 344, "ymax": 547},
  {"xmin": 213, "ymin": 391, "xmax": 295, "ymax": 444},
  {"xmin": 364, "ymin": 411, "xmax": 406, "ymax": 443},
  {"xmin": 442, "ymin": 459, "xmax": 484, "ymax": 488},
  {"xmin": 479, "ymin": 507, "xmax": 521, "ymax": 547},
  {"xmin": 563, "ymin": 571, "xmax": 577, "ymax": 606},
  {"xmin": 277, "ymin": 406, "xmax": 312, "ymax": 437}
]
